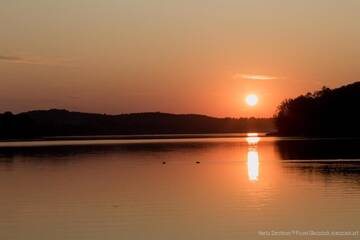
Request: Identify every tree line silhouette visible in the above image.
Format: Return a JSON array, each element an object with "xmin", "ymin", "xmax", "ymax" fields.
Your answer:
[
  {"xmin": 275, "ymin": 81, "xmax": 360, "ymax": 136},
  {"xmin": 0, "ymin": 110, "xmax": 274, "ymax": 139}
]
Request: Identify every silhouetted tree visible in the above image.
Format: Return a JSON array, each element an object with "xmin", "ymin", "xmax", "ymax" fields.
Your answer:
[{"xmin": 275, "ymin": 82, "xmax": 360, "ymax": 136}]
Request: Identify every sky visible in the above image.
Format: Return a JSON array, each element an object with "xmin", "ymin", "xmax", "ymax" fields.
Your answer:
[{"xmin": 1, "ymin": 0, "xmax": 360, "ymax": 117}]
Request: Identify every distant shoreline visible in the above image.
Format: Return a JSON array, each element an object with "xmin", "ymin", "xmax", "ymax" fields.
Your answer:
[
  {"xmin": 2, "ymin": 133, "xmax": 360, "ymax": 145},
  {"xmin": 0, "ymin": 109, "xmax": 275, "ymax": 140},
  {"xmin": 0, "ymin": 132, "xmax": 269, "ymax": 143}
]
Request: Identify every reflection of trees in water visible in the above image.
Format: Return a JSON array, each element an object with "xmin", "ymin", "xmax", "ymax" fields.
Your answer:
[
  {"xmin": 275, "ymin": 138, "xmax": 360, "ymax": 160},
  {"xmin": 0, "ymin": 141, "xmax": 247, "ymax": 163},
  {"xmin": 283, "ymin": 162, "xmax": 360, "ymax": 186},
  {"xmin": 276, "ymin": 138, "xmax": 360, "ymax": 185}
]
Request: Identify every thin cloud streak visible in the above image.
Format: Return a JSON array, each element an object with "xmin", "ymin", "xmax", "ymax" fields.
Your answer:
[
  {"xmin": 0, "ymin": 55, "xmax": 22, "ymax": 61},
  {"xmin": 0, "ymin": 54, "xmax": 73, "ymax": 66},
  {"xmin": 234, "ymin": 73, "xmax": 278, "ymax": 80}
]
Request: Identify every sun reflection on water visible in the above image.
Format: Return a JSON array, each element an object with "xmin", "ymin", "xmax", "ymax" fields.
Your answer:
[
  {"xmin": 247, "ymin": 149, "xmax": 259, "ymax": 181},
  {"xmin": 246, "ymin": 133, "xmax": 260, "ymax": 145},
  {"xmin": 246, "ymin": 133, "xmax": 260, "ymax": 182}
]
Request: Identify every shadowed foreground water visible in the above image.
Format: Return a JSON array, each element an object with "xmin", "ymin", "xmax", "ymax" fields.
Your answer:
[{"xmin": 0, "ymin": 136, "xmax": 360, "ymax": 239}]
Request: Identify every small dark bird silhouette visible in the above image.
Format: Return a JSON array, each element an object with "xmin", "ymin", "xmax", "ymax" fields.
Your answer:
[
  {"xmin": 196, "ymin": 161, "xmax": 200, "ymax": 164},
  {"xmin": 162, "ymin": 161, "xmax": 166, "ymax": 164}
]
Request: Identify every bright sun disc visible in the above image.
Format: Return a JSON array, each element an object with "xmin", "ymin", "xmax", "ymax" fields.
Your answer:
[{"xmin": 245, "ymin": 94, "xmax": 258, "ymax": 106}]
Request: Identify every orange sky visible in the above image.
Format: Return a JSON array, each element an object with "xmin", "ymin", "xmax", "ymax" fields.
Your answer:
[{"xmin": 1, "ymin": 0, "xmax": 360, "ymax": 117}]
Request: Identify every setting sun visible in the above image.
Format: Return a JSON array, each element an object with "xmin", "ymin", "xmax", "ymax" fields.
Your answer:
[{"xmin": 245, "ymin": 94, "xmax": 258, "ymax": 106}]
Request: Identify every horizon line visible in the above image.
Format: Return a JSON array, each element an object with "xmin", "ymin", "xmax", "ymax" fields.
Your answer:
[{"xmin": 1, "ymin": 108, "xmax": 274, "ymax": 119}]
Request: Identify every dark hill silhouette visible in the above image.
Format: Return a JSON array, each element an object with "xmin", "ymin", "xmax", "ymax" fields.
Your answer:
[
  {"xmin": 275, "ymin": 81, "xmax": 360, "ymax": 136},
  {"xmin": 0, "ymin": 110, "xmax": 274, "ymax": 139}
]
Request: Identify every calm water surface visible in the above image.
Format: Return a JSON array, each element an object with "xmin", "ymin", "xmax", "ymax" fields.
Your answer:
[{"xmin": 0, "ymin": 136, "xmax": 360, "ymax": 239}]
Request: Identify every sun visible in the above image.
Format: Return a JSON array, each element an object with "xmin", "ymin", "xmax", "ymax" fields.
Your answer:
[{"xmin": 245, "ymin": 94, "xmax": 258, "ymax": 106}]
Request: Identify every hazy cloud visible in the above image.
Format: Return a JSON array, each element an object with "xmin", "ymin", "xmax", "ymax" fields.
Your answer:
[
  {"xmin": 0, "ymin": 54, "xmax": 72, "ymax": 66},
  {"xmin": 0, "ymin": 55, "xmax": 22, "ymax": 61},
  {"xmin": 234, "ymin": 73, "xmax": 278, "ymax": 80}
]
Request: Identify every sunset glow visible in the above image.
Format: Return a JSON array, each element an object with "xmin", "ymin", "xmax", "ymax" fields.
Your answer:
[
  {"xmin": 1, "ymin": 1, "xmax": 360, "ymax": 118},
  {"xmin": 1, "ymin": 1, "xmax": 360, "ymax": 239}
]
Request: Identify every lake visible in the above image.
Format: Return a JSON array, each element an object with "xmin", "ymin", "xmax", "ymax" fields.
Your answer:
[{"xmin": 0, "ymin": 135, "xmax": 359, "ymax": 239}]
